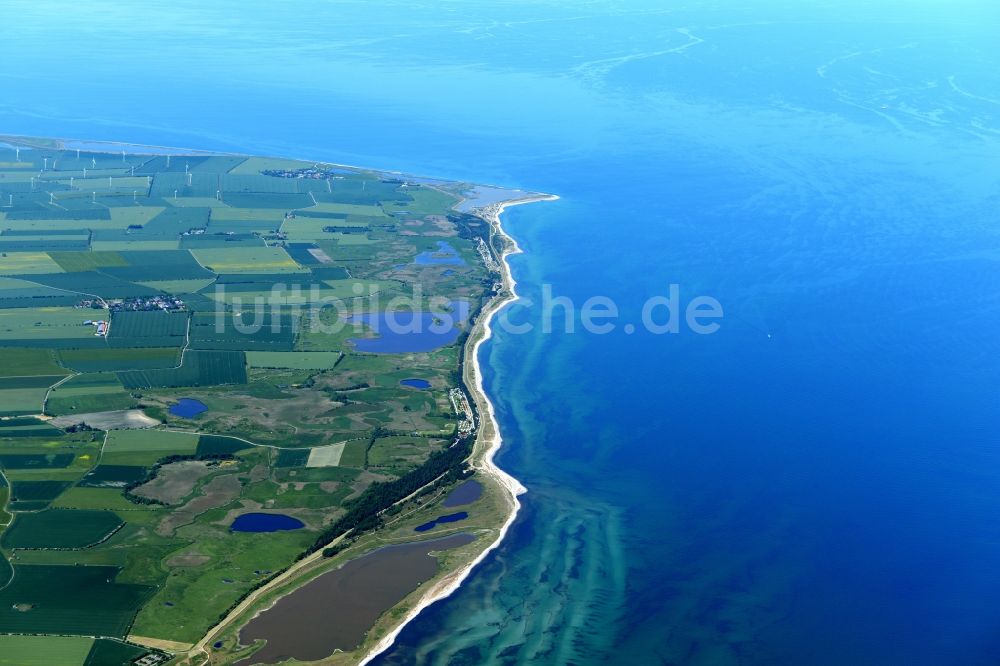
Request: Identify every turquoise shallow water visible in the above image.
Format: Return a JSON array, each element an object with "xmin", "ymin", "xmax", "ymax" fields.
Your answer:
[{"xmin": 3, "ymin": 2, "xmax": 1000, "ymax": 664}]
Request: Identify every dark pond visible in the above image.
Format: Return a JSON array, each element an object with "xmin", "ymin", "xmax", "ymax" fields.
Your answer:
[
  {"xmin": 442, "ymin": 479, "xmax": 483, "ymax": 508},
  {"xmin": 414, "ymin": 240, "xmax": 465, "ymax": 265},
  {"xmin": 348, "ymin": 301, "xmax": 469, "ymax": 354},
  {"xmin": 168, "ymin": 398, "xmax": 208, "ymax": 418},
  {"xmin": 230, "ymin": 513, "xmax": 305, "ymax": 533},
  {"xmin": 414, "ymin": 512, "xmax": 469, "ymax": 533},
  {"xmin": 236, "ymin": 533, "xmax": 475, "ymax": 665},
  {"xmin": 400, "ymin": 378, "xmax": 432, "ymax": 390}
]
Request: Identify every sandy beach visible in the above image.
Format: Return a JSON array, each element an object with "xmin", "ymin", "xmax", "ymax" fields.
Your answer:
[{"xmin": 357, "ymin": 193, "xmax": 558, "ymax": 665}]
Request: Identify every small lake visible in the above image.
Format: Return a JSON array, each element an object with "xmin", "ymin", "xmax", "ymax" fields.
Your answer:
[
  {"xmin": 414, "ymin": 511, "xmax": 469, "ymax": 532},
  {"xmin": 443, "ymin": 479, "xmax": 483, "ymax": 508},
  {"xmin": 231, "ymin": 513, "xmax": 305, "ymax": 533},
  {"xmin": 348, "ymin": 301, "xmax": 469, "ymax": 354},
  {"xmin": 400, "ymin": 378, "xmax": 431, "ymax": 390},
  {"xmin": 168, "ymin": 398, "xmax": 208, "ymax": 418},
  {"xmin": 414, "ymin": 241, "xmax": 465, "ymax": 265}
]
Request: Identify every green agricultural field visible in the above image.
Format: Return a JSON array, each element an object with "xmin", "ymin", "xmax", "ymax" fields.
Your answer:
[
  {"xmin": 227, "ymin": 156, "xmax": 310, "ymax": 174},
  {"xmin": 0, "ymin": 564, "xmax": 152, "ymax": 637},
  {"xmin": 0, "ymin": 347, "xmax": 69, "ymax": 376},
  {"xmin": 0, "ymin": 251, "xmax": 65, "ymax": 275},
  {"xmin": 0, "ymin": 452, "xmax": 75, "ymax": 469},
  {"xmin": 109, "ymin": 310, "xmax": 188, "ymax": 339},
  {"xmin": 2, "ymin": 218, "xmax": 123, "ymax": 232},
  {"xmin": 188, "ymin": 311, "xmax": 295, "ymax": 351},
  {"xmin": 195, "ymin": 434, "xmax": 252, "ymax": 456},
  {"xmin": 210, "ymin": 206, "xmax": 287, "ymax": 222},
  {"xmin": 0, "ymin": 420, "xmax": 63, "ymax": 438},
  {"xmin": 280, "ymin": 216, "xmax": 367, "ymax": 241},
  {"xmin": 339, "ymin": 439, "xmax": 368, "ymax": 467},
  {"xmin": 51, "ymin": 486, "xmax": 148, "ymax": 511},
  {"xmin": 0, "ymin": 307, "xmax": 96, "ymax": 340},
  {"xmin": 0, "ymin": 386, "xmax": 50, "ymax": 416},
  {"xmin": 305, "ymin": 202, "xmax": 390, "ymax": 217},
  {"xmin": 275, "ymin": 448, "xmax": 310, "ymax": 467},
  {"xmin": 138, "ymin": 278, "xmax": 215, "ymax": 293},
  {"xmin": 246, "ymin": 350, "xmax": 342, "ymax": 369},
  {"xmin": 0, "ymin": 374, "xmax": 74, "ymax": 389},
  {"xmin": 44, "ymin": 372, "xmax": 136, "ymax": 415},
  {"xmin": 58, "ymin": 346, "xmax": 180, "ymax": 372},
  {"xmin": 0, "ymin": 635, "xmax": 94, "ymax": 666},
  {"xmin": 190, "ymin": 246, "xmax": 306, "ymax": 274},
  {"xmin": 104, "ymin": 429, "xmax": 199, "ymax": 455},
  {"xmin": 48, "ymin": 250, "xmax": 128, "ymax": 272},
  {"xmin": 7, "ymin": 479, "xmax": 71, "ymax": 508},
  {"xmin": 2, "ymin": 509, "xmax": 124, "ymax": 549},
  {"xmin": 0, "ymin": 140, "xmax": 504, "ymax": 657},
  {"xmin": 91, "ymin": 240, "xmax": 180, "ymax": 251},
  {"xmin": 109, "ymin": 206, "xmax": 166, "ymax": 227},
  {"xmin": 117, "ymin": 349, "xmax": 246, "ymax": 388},
  {"xmin": 0, "ymin": 275, "xmax": 79, "ymax": 300}
]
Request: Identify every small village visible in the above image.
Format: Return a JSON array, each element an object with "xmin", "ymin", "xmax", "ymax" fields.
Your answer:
[
  {"xmin": 76, "ymin": 295, "xmax": 186, "ymax": 314},
  {"xmin": 261, "ymin": 167, "xmax": 346, "ymax": 180},
  {"xmin": 77, "ymin": 294, "xmax": 186, "ymax": 335}
]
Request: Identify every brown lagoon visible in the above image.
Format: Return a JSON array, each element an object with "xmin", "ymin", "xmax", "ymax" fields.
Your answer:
[{"xmin": 236, "ymin": 533, "xmax": 475, "ymax": 664}]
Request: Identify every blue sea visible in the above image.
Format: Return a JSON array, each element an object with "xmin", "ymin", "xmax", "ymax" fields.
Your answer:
[{"xmin": 4, "ymin": 1, "xmax": 1000, "ymax": 664}]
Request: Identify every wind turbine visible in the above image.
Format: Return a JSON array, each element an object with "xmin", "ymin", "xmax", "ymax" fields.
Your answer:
[
  {"xmin": 43, "ymin": 157, "xmax": 48, "ymax": 171},
  {"xmin": 14, "ymin": 148, "xmax": 19, "ymax": 162}
]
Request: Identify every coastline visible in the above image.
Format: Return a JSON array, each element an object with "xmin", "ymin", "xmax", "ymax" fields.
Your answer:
[
  {"xmin": 176, "ymin": 193, "xmax": 558, "ymax": 666},
  {"xmin": 0, "ymin": 133, "xmax": 558, "ymax": 664},
  {"xmin": 356, "ymin": 193, "xmax": 558, "ymax": 665}
]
